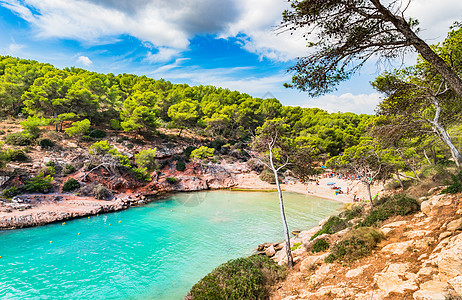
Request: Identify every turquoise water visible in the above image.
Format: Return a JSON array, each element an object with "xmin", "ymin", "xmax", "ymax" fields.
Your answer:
[{"xmin": 0, "ymin": 191, "xmax": 341, "ymax": 300}]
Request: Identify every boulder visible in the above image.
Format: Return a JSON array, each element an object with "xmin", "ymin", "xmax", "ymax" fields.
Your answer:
[
  {"xmin": 447, "ymin": 218, "xmax": 462, "ymax": 231},
  {"xmin": 421, "ymin": 195, "xmax": 454, "ymax": 217},
  {"xmin": 346, "ymin": 264, "xmax": 371, "ymax": 278},
  {"xmin": 448, "ymin": 276, "xmax": 462, "ymax": 296},
  {"xmin": 374, "ymin": 263, "xmax": 418, "ymax": 296},
  {"xmin": 381, "ymin": 240, "xmax": 413, "ymax": 255},
  {"xmin": 299, "ymin": 254, "xmax": 327, "ymax": 273},
  {"xmin": 265, "ymin": 245, "xmax": 276, "ymax": 257},
  {"xmin": 430, "ymin": 233, "xmax": 462, "ymax": 277},
  {"xmin": 412, "ymin": 280, "xmax": 448, "ymax": 300}
]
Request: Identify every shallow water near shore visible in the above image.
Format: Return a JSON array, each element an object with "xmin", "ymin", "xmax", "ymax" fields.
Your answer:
[{"xmin": 0, "ymin": 191, "xmax": 341, "ymax": 299}]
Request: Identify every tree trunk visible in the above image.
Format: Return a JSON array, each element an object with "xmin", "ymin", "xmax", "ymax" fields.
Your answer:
[
  {"xmin": 366, "ymin": 181, "xmax": 373, "ymax": 207},
  {"xmin": 423, "ymin": 149, "xmax": 432, "ymax": 165},
  {"xmin": 432, "ymin": 123, "xmax": 462, "ymax": 167},
  {"xmin": 269, "ymin": 146, "xmax": 294, "ymax": 268},
  {"xmin": 431, "ymin": 146, "xmax": 438, "ymax": 165},
  {"xmin": 395, "ymin": 173, "xmax": 405, "ymax": 190},
  {"xmin": 370, "ymin": 0, "xmax": 462, "ymax": 98}
]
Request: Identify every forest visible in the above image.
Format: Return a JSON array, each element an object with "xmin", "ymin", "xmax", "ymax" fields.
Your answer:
[{"xmin": 1, "ymin": 27, "xmax": 462, "ymax": 192}]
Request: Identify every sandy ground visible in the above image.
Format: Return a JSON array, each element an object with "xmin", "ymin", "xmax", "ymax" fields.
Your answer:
[{"xmin": 235, "ymin": 173, "xmax": 384, "ymax": 204}]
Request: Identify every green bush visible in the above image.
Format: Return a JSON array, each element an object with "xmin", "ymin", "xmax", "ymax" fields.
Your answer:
[
  {"xmin": 63, "ymin": 164, "xmax": 76, "ymax": 175},
  {"xmin": 183, "ymin": 146, "xmax": 197, "ymax": 161},
  {"xmin": 110, "ymin": 119, "xmax": 122, "ymax": 130},
  {"xmin": 62, "ymin": 178, "xmax": 80, "ymax": 192},
  {"xmin": 131, "ymin": 167, "xmax": 151, "ymax": 182},
  {"xmin": 358, "ymin": 194, "xmax": 419, "ymax": 227},
  {"xmin": 259, "ymin": 168, "xmax": 276, "ymax": 184},
  {"xmin": 188, "ymin": 255, "xmax": 286, "ymax": 300},
  {"xmin": 93, "ymin": 184, "xmax": 112, "ymax": 200},
  {"xmin": 45, "ymin": 160, "xmax": 55, "ymax": 167},
  {"xmin": 88, "ymin": 128, "xmax": 107, "ymax": 139},
  {"xmin": 190, "ymin": 146, "xmax": 215, "ymax": 161},
  {"xmin": 2, "ymin": 186, "xmax": 20, "ymax": 198},
  {"xmin": 312, "ymin": 239, "xmax": 330, "ymax": 253},
  {"xmin": 325, "ymin": 227, "xmax": 384, "ymax": 263},
  {"xmin": 311, "ymin": 216, "xmax": 348, "ymax": 240},
  {"xmin": 441, "ymin": 171, "xmax": 462, "ymax": 194},
  {"xmin": 3, "ymin": 149, "xmax": 29, "ymax": 162},
  {"xmin": 175, "ymin": 160, "xmax": 186, "ymax": 171},
  {"xmin": 23, "ymin": 173, "xmax": 53, "ymax": 193},
  {"xmin": 135, "ymin": 148, "xmax": 157, "ymax": 170},
  {"xmin": 166, "ymin": 177, "xmax": 178, "ymax": 184},
  {"xmin": 340, "ymin": 205, "xmax": 364, "ymax": 221},
  {"xmin": 38, "ymin": 138, "xmax": 55, "ymax": 149},
  {"xmin": 4, "ymin": 132, "xmax": 32, "ymax": 146}
]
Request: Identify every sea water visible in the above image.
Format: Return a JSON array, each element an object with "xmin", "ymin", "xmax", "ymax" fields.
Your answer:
[{"xmin": 0, "ymin": 191, "xmax": 341, "ymax": 299}]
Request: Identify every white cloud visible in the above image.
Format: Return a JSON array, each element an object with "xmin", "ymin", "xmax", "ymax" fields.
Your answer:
[
  {"xmin": 145, "ymin": 47, "xmax": 181, "ymax": 63},
  {"xmin": 303, "ymin": 93, "xmax": 383, "ymax": 115},
  {"xmin": 7, "ymin": 43, "xmax": 25, "ymax": 54},
  {"xmin": 77, "ymin": 55, "xmax": 93, "ymax": 66}
]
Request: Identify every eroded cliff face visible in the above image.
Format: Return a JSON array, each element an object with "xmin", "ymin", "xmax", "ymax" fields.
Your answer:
[{"xmin": 269, "ymin": 191, "xmax": 462, "ymax": 299}]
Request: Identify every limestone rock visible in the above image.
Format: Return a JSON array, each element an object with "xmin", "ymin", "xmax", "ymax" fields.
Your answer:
[
  {"xmin": 265, "ymin": 245, "xmax": 276, "ymax": 257},
  {"xmin": 421, "ymin": 195, "xmax": 454, "ymax": 217},
  {"xmin": 300, "ymin": 254, "xmax": 327, "ymax": 273},
  {"xmin": 412, "ymin": 280, "xmax": 448, "ymax": 300},
  {"xmin": 448, "ymin": 276, "xmax": 462, "ymax": 296},
  {"xmin": 346, "ymin": 264, "xmax": 371, "ymax": 278},
  {"xmin": 439, "ymin": 231, "xmax": 452, "ymax": 240},
  {"xmin": 381, "ymin": 240, "xmax": 413, "ymax": 255},
  {"xmin": 430, "ymin": 233, "xmax": 462, "ymax": 277},
  {"xmin": 374, "ymin": 263, "xmax": 418, "ymax": 296},
  {"xmin": 447, "ymin": 218, "xmax": 462, "ymax": 231}
]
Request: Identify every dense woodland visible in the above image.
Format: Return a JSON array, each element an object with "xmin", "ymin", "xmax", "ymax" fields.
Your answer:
[{"xmin": 0, "ymin": 28, "xmax": 462, "ymax": 192}]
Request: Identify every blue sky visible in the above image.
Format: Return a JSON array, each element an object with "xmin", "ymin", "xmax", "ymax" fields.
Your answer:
[{"xmin": 0, "ymin": 0, "xmax": 461, "ymax": 114}]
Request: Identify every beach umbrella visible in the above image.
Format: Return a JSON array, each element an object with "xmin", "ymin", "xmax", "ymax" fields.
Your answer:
[
  {"xmin": 327, "ymin": 182, "xmax": 335, "ymax": 185},
  {"xmin": 321, "ymin": 166, "xmax": 327, "ymax": 169}
]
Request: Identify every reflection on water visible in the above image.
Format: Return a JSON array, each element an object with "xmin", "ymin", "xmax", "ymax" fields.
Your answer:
[{"xmin": 0, "ymin": 191, "xmax": 341, "ymax": 300}]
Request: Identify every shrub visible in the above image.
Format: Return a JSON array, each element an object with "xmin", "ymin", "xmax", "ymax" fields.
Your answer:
[
  {"xmin": 110, "ymin": 119, "xmax": 122, "ymax": 130},
  {"xmin": 4, "ymin": 132, "xmax": 32, "ymax": 146},
  {"xmin": 3, "ymin": 149, "xmax": 29, "ymax": 162},
  {"xmin": 291, "ymin": 242, "xmax": 302, "ymax": 251},
  {"xmin": 311, "ymin": 216, "xmax": 348, "ymax": 240},
  {"xmin": 190, "ymin": 146, "xmax": 215, "ymax": 161},
  {"xmin": 441, "ymin": 171, "xmax": 462, "ymax": 194},
  {"xmin": 188, "ymin": 255, "xmax": 286, "ymax": 300},
  {"xmin": 175, "ymin": 160, "xmax": 186, "ymax": 172},
  {"xmin": 65, "ymin": 119, "xmax": 91, "ymax": 141},
  {"xmin": 247, "ymin": 158, "xmax": 265, "ymax": 172},
  {"xmin": 340, "ymin": 204, "xmax": 364, "ymax": 221},
  {"xmin": 63, "ymin": 164, "xmax": 76, "ymax": 175},
  {"xmin": 358, "ymin": 194, "xmax": 419, "ymax": 227},
  {"xmin": 312, "ymin": 239, "xmax": 330, "ymax": 253},
  {"xmin": 131, "ymin": 167, "xmax": 151, "ymax": 182},
  {"xmin": 38, "ymin": 138, "xmax": 55, "ymax": 149},
  {"xmin": 93, "ymin": 184, "xmax": 112, "ymax": 200},
  {"xmin": 166, "ymin": 177, "xmax": 178, "ymax": 184},
  {"xmin": 45, "ymin": 160, "xmax": 55, "ymax": 167},
  {"xmin": 259, "ymin": 169, "xmax": 276, "ymax": 184},
  {"xmin": 325, "ymin": 227, "xmax": 384, "ymax": 263},
  {"xmin": 2, "ymin": 186, "xmax": 20, "ymax": 198},
  {"xmin": 183, "ymin": 146, "xmax": 197, "ymax": 161},
  {"xmin": 88, "ymin": 128, "xmax": 107, "ymax": 139},
  {"xmin": 23, "ymin": 173, "xmax": 53, "ymax": 193},
  {"xmin": 62, "ymin": 178, "xmax": 80, "ymax": 192},
  {"xmin": 19, "ymin": 116, "xmax": 50, "ymax": 139},
  {"xmin": 42, "ymin": 165, "xmax": 56, "ymax": 176},
  {"xmin": 135, "ymin": 148, "xmax": 157, "ymax": 170}
]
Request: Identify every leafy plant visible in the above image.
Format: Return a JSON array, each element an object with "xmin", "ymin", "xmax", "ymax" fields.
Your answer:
[
  {"xmin": 188, "ymin": 255, "xmax": 286, "ymax": 300},
  {"xmin": 135, "ymin": 148, "xmax": 157, "ymax": 170},
  {"xmin": 175, "ymin": 159, "xmax": 186, "ymax": 171},
  {"xmin": 4, "ymin": 132, "xmax": 32, "ymax": 146},
  {"xmin": 2, "ymin": 186, "xmax": 20, "ymax": 198},
  {"xmin": 325, "ymin": 227, "xmax": 384, "ymax": 263},
  {"xmin": 38, "ymin": 138, "xmax": 55, "ymax": 149},
  {"xmin": 190, "ymin": 146, "xmax": 215, "ymax": 161},
  {"xmin": 131, "ymin": 167, "xmax": 151, "ymax": 181},
  {"xmin": 23, "ymin": 173, "xmax": 53, "ymax": 193},
  {"xmin": 63, "ymin": 164, "xmax": 76, "ymax": 175},
  {"xmin": 93, "ymin": 184, "xmax": 112, "ymax": 200},
  {"xmin": 62, "ymin": 178, "xmax": 80, "ymax": 192},
  {"xmin": 88, "ymin": 128, "xmax": 106, "ymax": 139},
  {"xmin": 311, "ymin": 216, "xmax": 348, "ymax": 240},
  {"xmin": 441, "ymin": 171, "xmax": 462, "ymax": 194},
  {"xmin": 166, "ymin": 177, "xmax": 178, "ymax": 184},
  {"xmin": 3, "ymin": 149, "xmax": 29, "ymax": 162},
  {"xmin": 312, "ymin": 239, "xmax": 330, "ymax": 253}
]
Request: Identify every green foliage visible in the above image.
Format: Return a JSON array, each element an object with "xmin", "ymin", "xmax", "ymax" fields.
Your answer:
[
  {"xmin": 134, "ymin": 148, "xmax": 157, "ymax": 171},
  {"xmin": 4, "ymin": 132, "xmax": 32, "ymax": 146},
  {"xmin": 93, "ymin": 184, "xmax": 112, "ymax": 200},
  {"xmin": 89, "ymin": 140, "xmax": 113, "ymax": 155},
  {"xmin": 88, "ymin": 128, "xmax": 106, "ymax": 139},
  {"xmin": 175, "ymin": 159, "xmax": 186, "ymax": 171},
  {"xmin": 358, "ymin": 194, "xmax": 419, "ymax": 227},
  {"xmin": 62, "ymin": 178, "xmax": 80, "ymax": 192},
  {"xmin": 63, "ymin": 164, "xmax": 76, "ymax": 175},
  {"xmin": 2, "ymin": 186, "xmax": 20, "ymax": 198},
  {"xmin": 291, "ymin": 242, "xmax": 302, "ymax": 251},
  {"xmin": 20, "ymin": 116, "xmax": 50, "ymax": 139},
  {"xmin": 339, "ymin": 205, "xmax": 364, "ymax": 221},
  {"xmin": 441, "ymin": 171, "xmax": 462, "ymax": 194},
  {"xmin": 190, "ymin": 146, "xmax": 215, "ymax": 161},
  {"xmin": 23, "ymin": 173, "xmax": 53, "ymax": 193},
  {"xmin": 311, "ymin": 216, "xmax": 348, "ymax": 240},
  {"xmin": 65, "ymin": 119, "xmax": 91, "ymax": 140},
  {"xmin": 259, "ymin": 168, "xmax": 276, "ymax": 184},
  {"xmin": 188, "ymin": 255, "xmax": 286, "ymax": 300},
  {"xmin": 312, "ymin": 239, "xmax": 330, "ymax": 253},
  {"xmin": 131, "ymin": 167, "xmax": 151, "ymax": 182},
  {"xmin": 183, "ymin": 146, "xmax": 197, "ymax": 161},
  {"xmin": 110, "ymin": 119, "xmax": 121, "ymax": 130},
  {"xmin": 38, "ymin": 138, "xmax": 54, "ymax": 149},
  {"xmin": 325, "ymin": 227, "xmax": 384, "ymax": 263},
  {"xmin": 166, "ymin": 177, "xmax": 178, "ymax": 184},
  {"xmin": 3, "ymin": 149, "xmax": 29, "ymax": 162}
]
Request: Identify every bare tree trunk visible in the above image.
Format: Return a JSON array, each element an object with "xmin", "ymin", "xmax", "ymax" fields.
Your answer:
[
  {"xmin": 371, "ymin": 0, "xmax": 462, "ymax": 97},
  {"xmin": 423, "ymin": 149, "xmax": 432, "ymax": 165},
  {"xmin": 395, "ymin": 173, "xmax": 405, "ymax": 190},
  {"xmin": 269, "ymin": 145, "xmax": 294, "ymax": 268},
  {"xmin": 366, "ymin": 181, "xmax": 373, "ymax": 206},
  {"xmin": 432, "ymin": 123, "xmax": 462, "ymax": 167}
]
